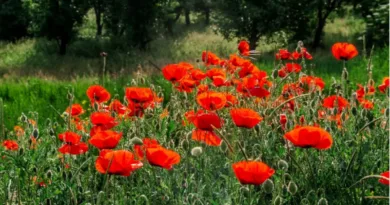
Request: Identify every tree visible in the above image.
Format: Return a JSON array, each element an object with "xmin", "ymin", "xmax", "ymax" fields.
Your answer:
[
  {"xmin": 31, "ymin": 0, "xmax": 89, "ymax": 55},
  {"xmin": 104, "ymin": 0, "xmax": 164, "ymax": 49},
  {"xmin": 0, "ymin": 0, "xmax": 30, "ymax": 41},
  {"xmin": 311, "ymin": 0, "xmax": 344, "ymax": 49},
  {"xmin": 90, "ymin": 0, "xmax": 104, "ymax": 36},
  {"xmin": 352, "ymin": 0, "xmax": 389, "ymax": 47},
  {"xmin": 214, "ymin": 0, "xmax": 286, "ymax": 49}
]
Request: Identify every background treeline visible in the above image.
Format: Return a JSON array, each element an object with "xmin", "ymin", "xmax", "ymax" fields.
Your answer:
[{"xmin": 0, "ymin": 0, "xmax": 388, "ymax": 55}]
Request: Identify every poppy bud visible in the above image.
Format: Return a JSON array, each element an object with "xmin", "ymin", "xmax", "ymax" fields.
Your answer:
[
  {"xmin": 279, "ymin": 114, "xmax": 287, "ymax": 125},
  {"xmin": 46, "ymin": 170, "xmax": 52, "ymax": 179},
  {"xmin": 140, "ymin": 77, "xmax": 146, "ymax": 84},
  {"xmin": 299, "ymin": 115, "xmax": 305, "ymax": 125},
  {"xmin": 131, "ymin": 79, "xmax": 137, "ymax": 86},
  {"xmin": 33, "ymin": 129, "xmax": 39, "ymax": 139},
  {"xmin": 97, "ymin": 191, "xmax": 105, "ymax": 204},
  {"xmin": 67, "ymin": 91, "xmax": 74, "ymax": 101},
  {"xmin": 18, "ymin": 148, "xmax": 24, "ymax": 155},
  {"xmin": 46, "ymin": 199, "xmax": 52, "ymax": 205},
  {"xmin": 360, "ymin": 109, "xmax": 367, "ymax": 118},
  {"xmin": 53, "ymin": 122, "xmax": 59, "ymax": 128},
  {"xmin": 240, "ymin": 186, "xmax": 250, "ymax": 197},
  {"xmin": 130, "ymin": 137, "xmax": 143, "ymax": 145},
  {"xmin": 287, "ymin": 181, "xmax": 298, "ymax": 195},
  {"xmin": 325, "ymin": 126, "xmax": 331, "ymax": 133},
  {"xmin": 278, "ymin": 159, "xmax": 289, "ymax": 171},
  {"xmin": 274, "ymin": 196, "xmax": 283, "ymax": 205},
  {"xmin": 317, "ymin": 198, "xmax": 328, "ymax": 205},
  {"xmin": 262, "ymin": 179, "xmax": 274, "ymax": 193},
  {"xmin": 67, "ymin": 172, "xmax": 73, "ymax": 180},
  {"xmin": 351, "ymin": 107, "xmax": 357, "ymax": 116},
  {"xmin": 62, "ymin": 172, "xmax": 67, "ymax": 180},
  {"xmin": 77, "ymin": 186, "xmax": 83, "ymax": 194},
  {"xmin": 272, "ymin": 69, "xmax": 279, "ymax": 79},
  {"xmin": 20, "ymin": 114, "xmax": 27, "ymax": 123},
  {"xmin": 191, "ymin": 147, "xmax": 203, "ymax": 157},
  {"xmin": 32, "ymin": 167, "xmax": 37, "ymax": 173},
  {"xmin": 385, "ymin": 108, "xmax": 390, "ymax": 117}
]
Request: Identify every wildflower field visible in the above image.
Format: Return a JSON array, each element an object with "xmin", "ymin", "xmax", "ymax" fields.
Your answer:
[{"xmin": 0, "ymin": 41, "xmax": 389, "ymax": 205}]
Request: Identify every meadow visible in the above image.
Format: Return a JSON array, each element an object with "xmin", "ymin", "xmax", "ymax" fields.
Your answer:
[{"xmin": 0, "ymin": 14, "xmax": 389, "ymax": 205}]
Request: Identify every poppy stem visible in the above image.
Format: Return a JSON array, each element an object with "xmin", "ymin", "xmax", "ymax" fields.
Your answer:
[
  {"xmin": 212, "ymin": 126, "xmax": 234, "ymax": 153},
  {"xmin": 236, "ymin": 141, "xmax": 249, "ymax": 161},
  {"xmin": 305, "ymin": 150, "xmax": 316, "ymax": 188},
  {"xmin": 268, "ymin": 93, "xmax": 311, "ymax": 118}
]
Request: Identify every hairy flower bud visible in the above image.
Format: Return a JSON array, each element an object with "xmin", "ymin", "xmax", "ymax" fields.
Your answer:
[
  {"xmin": 287, "ymin": 181, "xmax": 298, "ymax": 195},
  {"xmin": 263, "ymin": 179, "xmax": 274, "ymax": 193},
  {"xmin": 191, "ymin": 147, "xmax": 203, "ymax": 157},
  {"xmin": 278, "ymin": 159, "xmax": 289, "ymax": 171}
]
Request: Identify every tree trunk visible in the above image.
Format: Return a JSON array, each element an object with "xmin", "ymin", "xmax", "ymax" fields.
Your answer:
[
  {"xmin": 95, "ymin": 8, "xmax": 103, "ymax": 36},
  {"xmin": 204, "ymin": 8, "xmax": 210, "ymax": 25},
  {"xmin": 59, "ymin": 37, "xmax": 68, "ymax": 55},
  {"xmin": 185, "ymin": 9, "xmax": 190, "ymax": 26},
  {"xmin": 312, "ymin": 19, "xmax": 326, "ymax": 50}
]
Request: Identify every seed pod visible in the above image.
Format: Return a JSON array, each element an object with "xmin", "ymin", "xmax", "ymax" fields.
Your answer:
[
  {"xmin": 191, "ymin": 147, "xmax": 203, "ymax": 157},
  {"xmin": 273, "ymin": 196, "xmax": 283, "ymax": 205},
  {"xmin": 33, "ymin": 128, "xmax": 39, "ymax": 139},
  {"xmin": 130, "ymin": 137, "xmax": 143, "ymax": 145},
  {"xmin": 263, "ymin": 179, "xmax": 274, "ymax": 193},
  {"xmin": 318, "ymin": 198, "xmax": 328, "ymax": 205},
  {"xmin": 287, "ymin": 181, "xmax": 298, "ymax": 195},
  {"xmin": 278, "ymin": 160, "xmax": 289, "ymax": 171}
]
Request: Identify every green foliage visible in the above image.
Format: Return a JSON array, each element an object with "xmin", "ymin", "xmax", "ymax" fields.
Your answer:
[
  {"xmin": 353, "ymin": 0, "xmax": 389, "ymax": 47},
  {"xmin": 214, "ymin": 0, "xmax": 287, "ymax": 49},
  {"xmin": 0, "ymin": 0, "xmax": 30, "ymax": 40},
  {"xmin": 29, "ymin": 0, "xmax": 89, "ymax": 54}
]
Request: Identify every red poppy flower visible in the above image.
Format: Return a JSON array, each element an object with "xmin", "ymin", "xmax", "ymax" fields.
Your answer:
[
  {"xmin": 275, "ymin": 49, "xmax": 291, "ymax": 60},
  {"xmin": 331, "ymin": 42, "xmax": 358, "ymax": 61},
  {"xmin": 90, "ymin": 112, "xmax": 118, "ymax": 130},
  {"xmin": 301, "ymin": 48, "xmax": 313, "ymax": 60},
  {"xmin": 225, "ymin": 93, "xmax": 238, "ymax": 107},
  {"xmin": 280, "ymin": 114, "xmax": 287, "ymax": 129},
  {"xmin": 232, "ymin": 161, "xmax": 275, "ymax": 185},
  {"xmin": 196, "ymin": 91, "xmax": 227, "ymax": 110},
  {"xmin": 146, "ymin": 147, "xmax": 180, "ymax": 170},
  {"xmin": 192, "ymin": 129, "xmax": 222, "ymax": 146},
  {"xmin": 212, "ymin": 75, "xmax": 229, "ymax": 87},
  {"xmin": 323, "ymin": 95, "xmax": 349, "ymax": 112},
  {"xmin": 192, "ymin": 110, "xmax": 223, "ymax": 131},
  {"xmin": 86, "ymin": 85, "xmax": 111, "ymax": 104},
  {"xmin": 249, "ymin": 87, "xmax": 271, "ymax": 98},
  {"xmin": 378, "ymin": 77, "xmax": 389, "ymax": 93},
  {"xmin": 238, "ymin": 62, "xmax": 260, "ymax": 78},
  {"xmin": 238, "ymin": 40, "xmax": 250, "ymax": 56},
  {"xmin": 58, "ymin": 131, "xmax": 81, "ymax": 145},
  {"xmin": 109, "ymin": 100, "xmax": 128, "ymax": 115},
  {"xmin": 58, "ymin": 143, "xmax": 88, "ymax": 155},
  {"xmin": 197, "ymin": 84, "xmax": 209, "ymax": 94},
  {"xmin": 134, "ymin": 138, "xmax": 161, "ymax": 160},
  {"xmin": 66, "ymin": 104, "xmax": 84, "ymax": 116},
  {"xmin": 284, "ymin": 63, "xmax": 302, "ymax": 73},
  {"xmin": 284, "ymin": 126, "xmax": 333, "ymax": 150},
  {"xmin": 125, "ymin": 87, "xmax": 155, "ymax": 104},
  {"xmin": 206, "ymin": 68, "xmax": 226, "ymax": 80},
  {"xmin": 360, "ymin": 99, "xmax": 374, "ymax": 110},
  {"xmin": 162, "ymin": 64, "xmax": 188, "ymax": 83},
  {"xmin": 89, "ymin": 130, "xmax": 122, "ymax": 149},
  {"xmin": 278, "ymin": 69, "xmax": 287, "ymax": 78},
  {"xmin": 230, "ymin": 108, "xmax": 262, "ymax": 129},
  {"xmin": 300, "ymin": 76, "xmax": 325, "ymax": 90},
  {"xmin": 379, "ymin": 171, "xmax": 390, "ymax": 185},
  {"xmin": 95, "ymin": 150, "xmax": 143, "ymax": 176},
  {"xmin": 2, "ymin": 140, "xmax": 18, "ymax": 151},
  {"xmin": 202, "ymin": 51, "xmax": 221, "ymax": 65},
  {"xmin": 229, "ymin": 54, "xmax": 248, "ymax": 67},
  {"xmin": 190, "ymin": 69, "xmax": 207, "ymax": 81},
  {"xmin": 175, "ymin": 75, "xmax": 198, "ymax": 93}
]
